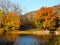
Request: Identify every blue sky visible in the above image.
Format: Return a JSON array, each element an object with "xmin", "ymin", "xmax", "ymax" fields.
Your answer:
[{"xmin": 11, "ymin": 0, "xmax": 60, "ymax": 14}]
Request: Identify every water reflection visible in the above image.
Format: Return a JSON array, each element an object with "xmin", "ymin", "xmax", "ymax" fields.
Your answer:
[{"xmin": 14, "ymin": 35, "xmax": 48, "ymax": 45}]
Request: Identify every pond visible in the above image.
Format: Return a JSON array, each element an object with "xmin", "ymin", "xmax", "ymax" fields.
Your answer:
[
  {"xmin": 0, "ymin": 35, "xmax": 60, "ymax": 45},
  {"xmin": 14, "ymin": 35, "xmax": 48, "ymax": 45}
]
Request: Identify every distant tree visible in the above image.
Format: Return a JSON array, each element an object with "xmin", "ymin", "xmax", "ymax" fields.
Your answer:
[{"xmin": 2, "ymin": 12, "xmax": 21, "ymax": 31}]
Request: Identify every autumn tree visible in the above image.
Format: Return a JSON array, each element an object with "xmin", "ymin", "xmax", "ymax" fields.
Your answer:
[
  {"xmin": 2, "ymin": 12, "xmax": 21, "ymax": 31},
  {"xmin": 0, "ymin": 10, "xmax": 5, "ymax": 28},
  {"xmin": 36, "ymin": 7, "xmax": 47, "ymax": 29},
  {"xmin": 37, "ymin": 7, "xmax": 57, "ymax": 30}
]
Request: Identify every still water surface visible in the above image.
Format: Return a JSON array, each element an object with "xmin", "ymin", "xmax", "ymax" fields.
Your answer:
[{"xmin": 14, "ymin": 35, "xmax": 48, "ymax": 45}]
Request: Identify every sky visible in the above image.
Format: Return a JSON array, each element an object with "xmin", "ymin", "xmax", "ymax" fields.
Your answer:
[{"xmin": 11, "ymin": 0, "xmax": 60, "ymax": 14}]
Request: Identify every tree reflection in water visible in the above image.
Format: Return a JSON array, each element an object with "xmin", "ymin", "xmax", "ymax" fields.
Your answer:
[{"xmin": 14, "ymin": 35, "xmax": 48, "ymax": 45}]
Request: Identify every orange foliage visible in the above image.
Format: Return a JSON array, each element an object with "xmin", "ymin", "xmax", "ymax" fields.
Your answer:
[
  {"xmin": 46, "ymin": 7, "xmax": 53, "ymax": 14},
  {"xmin": 37, "ymin": 7, "xmax": 47, "ymax": 19},
  {"xmin": 37, "ymin": 7, "xmax": 57, "ymax": 29}
]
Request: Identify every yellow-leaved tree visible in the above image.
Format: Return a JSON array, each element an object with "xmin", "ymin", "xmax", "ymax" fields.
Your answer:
[
  {"xmin": 2, "ymin": 12, "xmax": 21, "ymax": 31},
  {"xmin": 0, "ymin": 10, "xmax": 5, "ymax": 28}
]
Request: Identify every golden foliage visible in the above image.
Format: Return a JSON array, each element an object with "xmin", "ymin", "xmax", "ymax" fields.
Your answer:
[
  {"xmin": 0, "ymin": 10, "xmax": 5, "ymax": 20},
  {"xmin": 0, "ymin": 28, "xmax": 4, "ymax": 36},
  {"xmin": 0, "ymin": 10, "xmax": 5, "ymax": 24},
  {"xmin": 2, "ymin": 12, "xmax": 21, "ymax": 30},
  {"xmin": 0, "ymin": 10, "xmax": 5, "ymax": 28}
]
